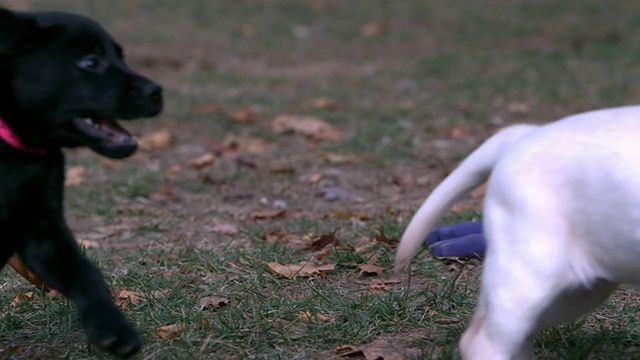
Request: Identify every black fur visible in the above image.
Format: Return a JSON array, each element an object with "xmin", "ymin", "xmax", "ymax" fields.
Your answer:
[{"xmin": 0, "ymin": 8, "xmax": 162, "ymax": 358}]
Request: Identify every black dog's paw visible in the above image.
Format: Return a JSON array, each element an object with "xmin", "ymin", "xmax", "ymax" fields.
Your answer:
[{"xmin": 82, "ymin": 307, "xmax": 141, "ymax": 358}]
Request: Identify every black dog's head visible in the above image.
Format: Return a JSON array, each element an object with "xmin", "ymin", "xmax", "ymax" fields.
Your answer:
[{"xmin": 0, "ymin": 8, "xmax": 162, "ymax": 159}]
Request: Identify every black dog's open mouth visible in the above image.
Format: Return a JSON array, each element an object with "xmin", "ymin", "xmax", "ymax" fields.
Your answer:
[{"xmin": 71, "ymin": 117, "xmax": 137, "ymax": 159}]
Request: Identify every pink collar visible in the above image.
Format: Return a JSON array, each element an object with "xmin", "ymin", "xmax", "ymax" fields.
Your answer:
[{"xmin": 0, "ymin": 116, "xmax": 45, "ymax": 155}]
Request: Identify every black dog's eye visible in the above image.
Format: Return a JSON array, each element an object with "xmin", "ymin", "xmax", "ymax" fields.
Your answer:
[{"xmin": 77, "ymin": 54, "xmax": 104, "ymax": 71}]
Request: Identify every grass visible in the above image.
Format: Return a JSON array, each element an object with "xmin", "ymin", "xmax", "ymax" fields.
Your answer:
[{"xmin": 2, "ymin": 0, "xmax": 640, "ymax": 358}]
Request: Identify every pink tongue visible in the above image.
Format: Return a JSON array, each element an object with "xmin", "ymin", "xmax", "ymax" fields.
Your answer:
[{"xmin": 93, "ymin": 118, "xmax": 130, "ymax": 137}]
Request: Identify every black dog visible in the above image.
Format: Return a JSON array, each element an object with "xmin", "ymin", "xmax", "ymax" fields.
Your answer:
[{"xmin": 0, "ymin": 8, "xmax": 162, "ymax": 357}]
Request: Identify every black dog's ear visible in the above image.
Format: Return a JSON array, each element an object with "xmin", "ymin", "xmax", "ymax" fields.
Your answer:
[
  {"xmin": 0, "ymin": 8, "xmax": 58, "ymax": 56},
  {"xmin": 0, "ymin": 8, "xmax": 37, "ymax": 55}
]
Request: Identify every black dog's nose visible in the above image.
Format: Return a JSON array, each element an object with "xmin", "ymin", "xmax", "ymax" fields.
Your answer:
[{"xmin": 143, "ymin": 82, "xmax": 162, "ymax": 103}]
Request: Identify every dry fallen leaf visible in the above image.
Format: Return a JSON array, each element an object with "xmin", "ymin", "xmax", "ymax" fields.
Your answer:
[
  {"xmin": 507, "ymin": 102, "xmax": 530, "ymax": 114},
  {"xmin": 77, "ymin": 238, "xmax": 101, "ymax": 249},
  {"xmin": 355, "ymin": 277, "xmax": 402, "ymax": 293},
  {"xmin": 101, "ymin": 159, "xmax": 118, "ymax": 169},
  {"xmin": 449, "ymin": 126, "xmax": 474, "ymax": 141},
  {"xmin": 116, "ymin": 289, "xmax": 169, "ymax": 308},
  {"xmin": 297, "ymin": 310, "xmax": 334, "ymax": 323},
  {"xmin": 307, "ymin": 97, "xmax": 344, "ymax": 111},
  {"xmin": 64, "ymin": 166, "xmax": 85, "ymax": 187},
  {"xmin": 320, "ymin": 152, "xmax": 357, "ymax": 165},
  {"xmin": 356, "ymin": 255, "xmax": 384, "ymax": 277},
  {"xmin": 117, "ymin": 290, "xmax": 146, "ymax": 305},
  {"xmin": 150, "ymin": 184, "xmax": 180, "ymax": 202},
  {"xmin": 269, "ymin": 163, "xmax": 297, "ymax": 174},
  {"xmin": 164, "ymin": 164, "xmax": 182, "ymax": 178},
  {"xmin": 12, "ymin": 292, "xmax": 36, "ymax": 305},
  {"xmin": 374, "ymin": 227, "xmax": 399, "ymax": 246},
  {"xmin": 271, "ymin": 115, "xmax": 343, "ymax": 141},
  {"xmin": 189, "ymin": 152, "xmax": 216, "ymax": 169},
  {"xmin": 199, "ymin": 296, "xmax": 230, "ymax": 310},
  {"xmin": 251, "ymin": 208, "xmax": 287, "ymax": 220},
  {"xmin": 330, "ymin": 210, "xmax": 372, "ymax": 221},
  {"xmin": 358, "ymin": 263, "xmax": 384, "ymax": 277},
  {"xmin": 154, "ymin": 323, "xmax": 184, "ymax": 340},
  {"xmin": 228, "ymin": 109, "xmax": 256, "ymax": 123},
  {"xmin": 335, "ymin": 339, "xmax": 421, "ymax": 360},
  {"xmin": 266, "ymin": 261, "xmax": 335, "ymax": 279},
  {"xmin": 223, "ymin": 134, "xmax": 271, "ymax": 155},
  {"xmin": 264, "ymin": 230, "xmax": 307, "ymax": 247},
  {"xmin": 304, "ymin": 232, "xmax": 341, "ymax": 252},
  {"xmin": 138, "ymin": 129, "xmax": 173, "ymax": 151},
  {"xmin": 361, "ymin": 21, "xmax": 387, "ymax": 37}
]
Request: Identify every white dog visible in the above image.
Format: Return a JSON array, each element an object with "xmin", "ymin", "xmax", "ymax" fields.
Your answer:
[{"xmin": 395, "ymin": 105, "xmax": 640, "ymax": 359}]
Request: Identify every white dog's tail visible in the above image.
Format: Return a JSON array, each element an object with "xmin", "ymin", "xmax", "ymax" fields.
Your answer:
[{"xmin": 394, "ymin": 124, "xmax": 539, "ymax": 272}]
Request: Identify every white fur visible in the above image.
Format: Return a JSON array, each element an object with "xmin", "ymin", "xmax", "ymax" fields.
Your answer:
[{"xmin": 395, "ymin": 105, "xmax": 640, "ymax": 359}]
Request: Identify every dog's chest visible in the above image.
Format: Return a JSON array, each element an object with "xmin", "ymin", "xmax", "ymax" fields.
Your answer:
[{"xmin": 0, "ymin": 155, "xmax": 64, "ymax": 223}]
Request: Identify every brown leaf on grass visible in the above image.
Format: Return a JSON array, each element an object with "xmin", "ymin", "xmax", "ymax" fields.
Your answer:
[
  {"xmin": 101, "ymin": 159, "xmax": 118, "ymax": 169},
  {"xmin": 77, "ymin": 238, "xmax": 101, "ymax": 249},
  {"xmin": 12, "ymin": 292, "xmax": 36, "ymax": 305},
  {"xmin": 334, "ymin": 339, "xmax": 420, "ymax": 360},
  {"xmin": 305, "ymin": 173, "xmax": 323, "ymax": 184},
  {"xmin": 307, "ymin": 97, "xmax": 344, "ymax": 111},
  {"xmin": 154, "ymin": 322, "xmax": 184, "ymax": 340},
  {"xmin": 64, "ymin": 166, "xmax": 85, "ymax": 187},
  {"xmin": 266, "ymin": 261, "xmax": 335, "ymax": 279},
  {"xmin": 374, "ymin": 227, "xmax": 399, "ymax": 246},
  {"xmin": 358, "ymin": 263, "xmax": 384, "ymax": 277},
  {"xmin": 251, "ymin": 208, "xmax": 287, "ymax": 220},
  {"xmin": 164, "ymin": 164, "xmax": 182, "ymax": 178},
  {"xmin": 223, "ymin": 134, "xmax": 271, "ymax": 155},
  {"xmin": 358, "ymin": 256, "xmax": 384, "ymax": 277},
  {"xmin": 449, "ymin": 126, "xmax": 474, "ymax": 141},
  {"xmin": 116, "ymin": 289, "xmax": 170, "ymax": 308},
  {"xmin": 151, "ymin": 289, "xmax": 171, "ymax": 299},
  {"xmin": 138, "ymin": 129, "xmax": 173, "ymax": 151},
  {"xmin": 297, "ymin": 310, "xmax": 334, "ymax": 323},
  {"xmin": 263, "ymin": 230, "xmax": 308, "ymax": 248},
  {"xmin": 320, "ymin": 152, "xmax": 357, "ymax": 165},
  {"xmin": 329, "ymin": 209, "xmax": 372, "ymax": 221},
  {"xmin": 361, "ymin": 21, "xmax": 388, "ymax": 37},
  {"xmin": 150, "ymin": 184, "xmax": 180, "ymax": 202},
  {"xmin": 117, "ymin": 290, "xmax": 146, "ymax": 305},
  {"xmin": 355, "ymin": 278, "xmax": 402, "ymax": 293},
  {"xmin": 189, "ymin": 152, "xmax": 216, "ymax": 169},
  {"xmin": 384, "ymin": 206, "xmax": 409, "ymax": 217},
  {"xmin": 271, "ymin": 115, "xmax": 343, "ymax": 141},
  {"xmin": 507, "ymin": 102, "xmax": 530, "ymax": 114},
  {"xmin": 269, "ymin": 163, "xmax": 297, "ymax": 174},
  {"xmin": 434, "ymin": 317, "xmax": 462, "ymax": 325},
  {"xmin": 199, "ymin": 296, "xmax": 230, "ymax": 310},
  {"xmin": 304, "ymin": 232, "xmax": 341, "ymax": 252},
  {"xmin": 228, "ymin": 109, "xmax": 256, "ymax": 123}
]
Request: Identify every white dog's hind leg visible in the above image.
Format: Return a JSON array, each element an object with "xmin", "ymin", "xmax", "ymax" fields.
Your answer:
[
  {"xmin": 459, "ymin": 198, "xmax": 617, "ymax": 360},
  {"xmin": 460, "ymin": 279, "xmax": 616, "ymax": 360}
]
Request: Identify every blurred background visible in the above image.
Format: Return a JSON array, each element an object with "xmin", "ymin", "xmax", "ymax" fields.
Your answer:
[{"xmin": 2, "ymin": 1, "xmax": 640, "ymax": 359}]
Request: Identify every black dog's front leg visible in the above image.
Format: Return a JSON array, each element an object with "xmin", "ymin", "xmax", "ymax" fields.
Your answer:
[{"xmin": 17, "ymin": 222, "xmax": 141, "ymax": 358}]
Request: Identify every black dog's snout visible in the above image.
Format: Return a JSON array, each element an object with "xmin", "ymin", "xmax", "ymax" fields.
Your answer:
[{"xmin": 142, "ymin": 82, "xmax": 162, "ymax": 103}]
